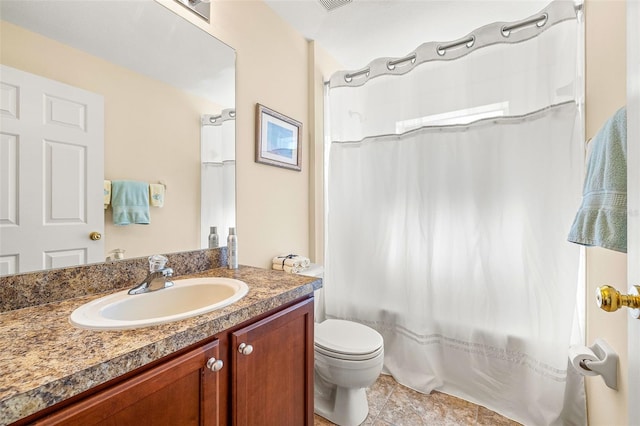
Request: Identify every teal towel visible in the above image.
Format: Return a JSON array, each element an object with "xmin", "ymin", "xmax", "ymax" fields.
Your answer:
[
  {"xmin": 111, "ymin": 180, "xmax": 150, "ymax": 225},
  {"xmin": 568, "ymin": 107, "xmax": 627, "ymax": 252}
]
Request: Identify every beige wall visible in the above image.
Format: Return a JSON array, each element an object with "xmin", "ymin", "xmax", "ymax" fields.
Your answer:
[
  {"xmin": 160, "ymin": 0, "xmax": 313, "ymax": 269},
  {"xmin": 0, "ymin": 21, "xmax": 221, "ymax": 260},
  {"xmin": 584, "ymin": 1, "xmax": 628, "ymax": 424}
]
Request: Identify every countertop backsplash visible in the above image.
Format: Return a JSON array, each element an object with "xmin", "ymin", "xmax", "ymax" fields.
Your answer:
[{"xmin": 0, "ymin": 248, "xmax": 227, "ymax": 312}]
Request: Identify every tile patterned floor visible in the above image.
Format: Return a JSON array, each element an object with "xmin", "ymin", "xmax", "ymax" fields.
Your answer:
[{"xmin": 313, "ymin": 375, "xmax": 522, "ymax": 426}]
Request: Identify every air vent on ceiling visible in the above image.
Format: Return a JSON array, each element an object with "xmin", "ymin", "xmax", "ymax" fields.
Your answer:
[{"xmin": 318, "ymin": 0, "xmax": 352, "ymax": 12}]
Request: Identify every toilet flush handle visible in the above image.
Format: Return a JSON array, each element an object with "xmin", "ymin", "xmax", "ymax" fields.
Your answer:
[{"xmin": 238, "ymin": 343, "xmax": 253, "ymax": 355}]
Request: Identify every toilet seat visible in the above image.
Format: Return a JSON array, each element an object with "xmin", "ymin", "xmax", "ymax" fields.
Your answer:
[
  {"xmin": 315, "ymin": 320, "xmax": 384, "ymax": 361},
  {"xmin": 315, "ymin": 344, "xmax": 383, "ymax": 361}
]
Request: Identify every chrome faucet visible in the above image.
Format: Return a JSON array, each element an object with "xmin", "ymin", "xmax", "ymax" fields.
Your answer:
[{"xmin": 128, "ymin": 255, "xmax": 174, "ymax": 295}]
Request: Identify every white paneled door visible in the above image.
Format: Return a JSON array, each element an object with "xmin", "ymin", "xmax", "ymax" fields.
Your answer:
[{"xmin": 0, "ymin": 65, "xmax": 104, "ymax": 275}]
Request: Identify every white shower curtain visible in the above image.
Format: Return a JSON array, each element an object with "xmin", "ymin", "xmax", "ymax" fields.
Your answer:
[{"xmin": 325, "ymin": 4, "xmax": 585, "ymax": 425}]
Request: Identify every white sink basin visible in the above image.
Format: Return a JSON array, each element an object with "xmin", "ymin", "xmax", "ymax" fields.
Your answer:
[{"xmin": 70, "ymin": 277, "xmax": 248, "ymax": 330}]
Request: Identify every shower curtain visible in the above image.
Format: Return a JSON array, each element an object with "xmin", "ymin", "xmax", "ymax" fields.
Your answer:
[{"xmin": 325, "ymin": 2, "xmax": 585, "ymax": 425}]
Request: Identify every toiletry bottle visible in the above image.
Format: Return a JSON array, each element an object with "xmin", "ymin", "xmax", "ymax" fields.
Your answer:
[
  {"xmin": 208, "ymin": 226, "xmax": 219, "ymax": 248},
  {"xmin": 227, "ymin": 227, "xmax": 238, "ymax": 269}
]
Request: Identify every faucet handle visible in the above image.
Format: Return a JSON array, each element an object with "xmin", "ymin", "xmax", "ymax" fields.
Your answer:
[{"xmin": 148, "ymin": 254, "xmax": 168, "ymax": 272}]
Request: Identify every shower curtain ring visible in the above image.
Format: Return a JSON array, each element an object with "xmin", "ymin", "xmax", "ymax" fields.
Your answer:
[
  {"xmin": 501, "ymin": 13, "xmax": 548, "ymax": 37},
  {"xmin": 437, "ymin": 36, "xmax": 475, "ymax": 56},
  {"xmin": 387, "ymin": 54, "xmax": 417, "ymax": 71},
  {"xmin": 344, "ymin": 68, "xmax": 371, "ymax": 83}
]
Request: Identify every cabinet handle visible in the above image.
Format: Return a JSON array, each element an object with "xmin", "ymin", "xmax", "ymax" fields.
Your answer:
[
  {"xmin": 238, "ymin": 343, "xmax": 253, "ymax": 355},
  {"xmin": 206, "ymin": 357, "xmax": 224, "ymax": 372}
]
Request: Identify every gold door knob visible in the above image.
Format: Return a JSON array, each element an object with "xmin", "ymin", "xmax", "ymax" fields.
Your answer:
[
  {"xmin": 596, "ymin": 285, "xmax": 640, "ymax": 318},
  {"xmin": 89, "ymin": 232, "xmax": 102, "ymax": 241}
]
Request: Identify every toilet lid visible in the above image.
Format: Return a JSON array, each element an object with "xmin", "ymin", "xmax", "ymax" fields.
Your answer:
[{"xmin": 315, "ymin": 319, "xmax": 383, "ymax": 356}]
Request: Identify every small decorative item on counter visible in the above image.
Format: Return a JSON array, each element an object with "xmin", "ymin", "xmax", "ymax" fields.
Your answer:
[
  {"xmin": 208, "ymin": 226, "xmax": 219, "ymax": 248},
  {"xmin": 107, "ymin": 248, "xmax": 126, "ymax": 261},
  {"xmin": 227, "ymin": 227, "xmax": 238, "ymax": 269},
  {"xmin": 272, "ymin": 254, "xmax": 311, "ymax": 273}
]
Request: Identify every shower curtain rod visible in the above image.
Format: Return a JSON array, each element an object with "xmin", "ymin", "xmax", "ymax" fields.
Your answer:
[{"xmin": 328, "ymin": 0, "xmax": 582, "ymax": 88}]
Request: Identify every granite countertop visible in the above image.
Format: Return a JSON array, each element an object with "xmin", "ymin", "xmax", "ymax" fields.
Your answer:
[{"xmin": 0, "ymin": 265, "xmax": 321, "ymax": 425}]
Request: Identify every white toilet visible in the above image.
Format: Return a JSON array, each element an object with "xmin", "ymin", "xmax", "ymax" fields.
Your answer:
[{"xmin": 303, "ymin": 265, "xmax": 385, "ymax": 426}]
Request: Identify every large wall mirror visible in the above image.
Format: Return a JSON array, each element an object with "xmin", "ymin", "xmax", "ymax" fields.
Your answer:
[{"xmin": 0, "ymin": 0, "xmax": 236, "ymax": 276}]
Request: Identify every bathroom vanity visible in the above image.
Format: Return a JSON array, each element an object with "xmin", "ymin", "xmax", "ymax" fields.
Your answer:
[{"xmin": 0, "ymin": 265, "xmax": 320, "ymax": 425}]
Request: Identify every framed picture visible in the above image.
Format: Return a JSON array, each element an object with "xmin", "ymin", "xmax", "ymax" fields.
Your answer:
[{"xmin": 255, "ymin": 104, "xmax": 302, "ymax": 171}]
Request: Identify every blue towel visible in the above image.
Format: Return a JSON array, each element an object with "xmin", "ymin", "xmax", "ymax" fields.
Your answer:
[
  {"xmin": 111, "ymin": 180, "xmax": 150, "ymax": 225},
  {"xmin": 568, "ymin": 107, "xmax": 627, "ymax": 252}
]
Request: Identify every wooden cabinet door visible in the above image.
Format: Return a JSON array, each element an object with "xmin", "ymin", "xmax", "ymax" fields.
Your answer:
[
  {"xmin": 231, "ymin": 298, "xmax": 314, "ymax": 426},
  {"xmin": 35, "ymin": 339, "xmax": 221, "ymax": 426}
]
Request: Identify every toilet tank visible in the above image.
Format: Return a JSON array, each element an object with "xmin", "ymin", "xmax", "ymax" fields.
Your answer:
[{"xmin": 302, "ymin": 263, "xmax": 324, "ymax": 278}]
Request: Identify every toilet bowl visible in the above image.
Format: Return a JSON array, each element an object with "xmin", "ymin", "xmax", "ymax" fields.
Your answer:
[
  {"xmin": 314, "ymin": 319, "xmax": 384, "ymax": 426},
  {"xmin": 301, "ymin": 264, "xmax": 385, "ymax": 425}
]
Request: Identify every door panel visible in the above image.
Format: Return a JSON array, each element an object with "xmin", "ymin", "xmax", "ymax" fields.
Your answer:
[
  {"xmin": 0, "ymin": 132, "xmax": 18, "ymax": 227},
  {"xmin": 45, "ymin": 140, "xmax": 86, "ymax": 223},
  {"xmin": 44, "ymin": 250, "xmax": 86, "ymax": 270},
  {"xmin": 45, "ymin": 95, "xmax": 88, "ymax": 130}
]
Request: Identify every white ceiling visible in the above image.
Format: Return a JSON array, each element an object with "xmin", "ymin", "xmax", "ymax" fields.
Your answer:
[{"xmin": 263, "ymin": 0, "xmax": 551, "ymax": 70}]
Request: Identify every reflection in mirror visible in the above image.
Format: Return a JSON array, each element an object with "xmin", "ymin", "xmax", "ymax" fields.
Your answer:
[
  {"xmin": 0, "ymin": 0, "xmax": 236, "ymax": 276},
  {"xmin": 201, "ymin": 109, "xmax": 236, "ymax": 249}
]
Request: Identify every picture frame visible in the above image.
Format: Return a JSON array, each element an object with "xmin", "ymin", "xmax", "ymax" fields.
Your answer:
[{"xmin": 255, "ymin": 104, "xmax": 302, "ymax": 171}]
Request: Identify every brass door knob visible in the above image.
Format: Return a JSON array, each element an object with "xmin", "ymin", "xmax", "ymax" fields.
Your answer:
[
  {"xmin": 89, "ymin": 232, "xmax": 102, "ymax": 241},
  {"xmin": 596, "ymin": 285, "xmax": 640, "ymax": 319}
]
